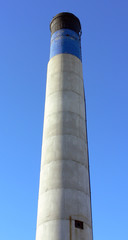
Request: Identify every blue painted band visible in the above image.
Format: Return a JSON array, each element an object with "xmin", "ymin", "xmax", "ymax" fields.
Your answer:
[{"xmin": 50, "ymin": 29, "xmax": 82, "ymax": 60}]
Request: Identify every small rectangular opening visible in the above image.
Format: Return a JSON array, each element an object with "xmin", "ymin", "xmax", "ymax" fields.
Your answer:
[{"xmin": 75, "ymin": 220, "xmax": 84, "ymax": 230}]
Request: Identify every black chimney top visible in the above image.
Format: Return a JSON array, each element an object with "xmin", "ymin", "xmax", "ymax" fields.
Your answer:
[{"xmin": 50, "ymin": 12, "xmax": 81, "ymax": 36}]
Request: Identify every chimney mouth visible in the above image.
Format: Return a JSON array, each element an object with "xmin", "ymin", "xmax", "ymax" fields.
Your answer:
[{"xmin": 50, "ymin": 12, "xmax": 81, "ymax": 36}]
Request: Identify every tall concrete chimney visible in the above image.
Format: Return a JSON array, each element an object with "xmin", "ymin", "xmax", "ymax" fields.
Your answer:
[{"xmin": 36, "ymin": 12, "xmax": 93, "ymax": 240}]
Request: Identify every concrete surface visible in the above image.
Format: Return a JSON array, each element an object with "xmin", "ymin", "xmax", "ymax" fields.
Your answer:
[{"xmin": 36, "ymin": 54, "xmax": 93, "ymax": 240}]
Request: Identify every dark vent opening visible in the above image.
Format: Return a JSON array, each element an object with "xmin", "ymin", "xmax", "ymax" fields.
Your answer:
[{"xmin": 75, "ymin": 220, "xmax": 84, "ymax": 230}]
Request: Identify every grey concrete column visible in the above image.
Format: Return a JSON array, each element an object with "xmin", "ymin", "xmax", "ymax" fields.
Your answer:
[{"xmin": 36, "ymin": 54, "xmax": 93, "ymax": 240}]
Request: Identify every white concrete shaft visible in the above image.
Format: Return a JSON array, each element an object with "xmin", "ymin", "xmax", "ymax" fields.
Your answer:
[{"xmin": 36, "ymin": 54, "xmax": 93, "ymax": 240}]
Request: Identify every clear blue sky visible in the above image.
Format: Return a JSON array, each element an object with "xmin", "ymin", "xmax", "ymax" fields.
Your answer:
[{"xmin": 0, "ymin": 0, "xmax": 128, "ymax": 239}]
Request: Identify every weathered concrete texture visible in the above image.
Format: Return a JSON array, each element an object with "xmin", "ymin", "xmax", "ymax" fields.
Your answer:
[
  {"xmin": 36, "ymin": 54, "xmax": 93, "ymax": 240},
  {"xmin": 43, "ymin": 111, "xmax": 86, "ymax": 140},
  {"xmin": 41, "ymin": 135, "xmax": 88, "ymax": 167},
  {"xmin": 39, "ymin": 160, "xmax": 90, "ymax": 194},
  {"xmin": 45, "ymin": 90, "xmax": 85, "ymax": 120},
  {"xmin": 36, "ymin": 219, "xmax": 92, "ymax": 240},
  {"xmin": 41, "ymin": 135, "xmax": 88, "ymax": 166}
]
